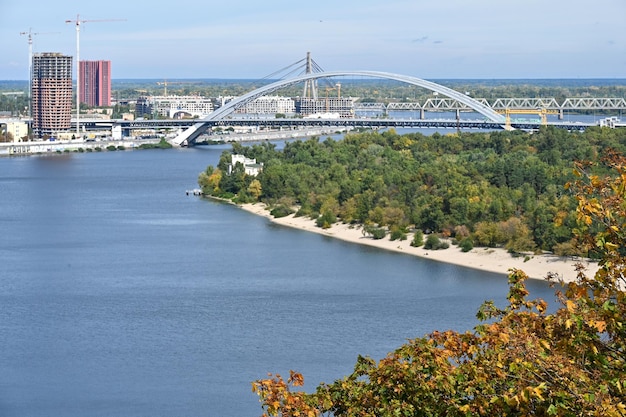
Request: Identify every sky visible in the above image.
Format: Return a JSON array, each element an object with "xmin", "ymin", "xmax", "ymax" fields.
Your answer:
[{"xmin": 1, "ymin": 0, "xmax": 625, "ymax": 80}]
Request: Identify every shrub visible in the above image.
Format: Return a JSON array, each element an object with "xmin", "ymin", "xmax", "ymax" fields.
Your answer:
[
  {"xmin": 363, "ymin": 224, "xmax": 386, "ymax": 240},
  {"xmin": 390, "ymin": 228, "xmax": 407, "ymax": 241},
  {"xmin": 410, "ymin": 230, "xmax": 424, "ymax": 247},
  {"xmin": 459, "ymin": 237, "xmax": 474, "ymax": 252},
  {"xmin": 424, "ymin": 234, "xmax": 449, "ymax": 250},
  {"xmin": 270, "ymin": 205, "xmax": 294, "ymax": 218},
  {"xmin": 316, "ymin": 210, "xmax": 336, "ymax": 229}
]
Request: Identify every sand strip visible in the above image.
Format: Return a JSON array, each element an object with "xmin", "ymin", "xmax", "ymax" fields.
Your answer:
[{"xmin": 238, "ymin": 203, "xmax": 599, "ymax": 284}]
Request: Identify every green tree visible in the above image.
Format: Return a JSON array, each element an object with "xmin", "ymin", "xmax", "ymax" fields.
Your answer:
[{"xmin": 248, "ymin": 179, "xmax": 262, "ymax": 201}]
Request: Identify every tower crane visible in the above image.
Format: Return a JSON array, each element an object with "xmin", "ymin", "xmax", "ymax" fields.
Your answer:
[
  {"xmin": 324, "ymin": 83, "xmax": 341, "ymax": 112},
  {"xmin": 65, "ymin": 14, "xmax": 125, "ymax": 137},
  {"xmin": 156, "ymin": 80, "xmax": 192, "ymax": 96},
  {"xmin": 20, "ymin": 28, "xmax": 60, "ymax": 118}
]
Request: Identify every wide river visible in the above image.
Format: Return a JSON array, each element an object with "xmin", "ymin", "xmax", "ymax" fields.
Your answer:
[{"xmin": 0, "ymin": 145, "xmax": 557, "ymax": 417}]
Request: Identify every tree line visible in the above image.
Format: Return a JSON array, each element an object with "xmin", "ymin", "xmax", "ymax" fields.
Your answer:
[{"xmin": 199, "ymin": 126, "xmax": 626, "ymax": 257}]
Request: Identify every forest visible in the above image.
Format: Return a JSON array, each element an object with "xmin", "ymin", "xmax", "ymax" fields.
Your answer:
[{"xmin": 198, "ymin": 126, "xmax": 626, "ymax": 257}]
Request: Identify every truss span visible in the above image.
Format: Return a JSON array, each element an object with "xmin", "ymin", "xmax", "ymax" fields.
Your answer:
[{"xmin": 173, "ymin": 71, "xmax": 507, "ymax": 146}]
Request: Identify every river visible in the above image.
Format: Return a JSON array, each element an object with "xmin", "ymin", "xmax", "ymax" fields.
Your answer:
[{"xmin": 0, "ymin": 146, "xmax": 557, "ymax": 417}]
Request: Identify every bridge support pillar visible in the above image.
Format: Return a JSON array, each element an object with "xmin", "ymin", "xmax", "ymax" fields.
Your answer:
[
  {"xmin": 420, "ymin": 108, "xmax": 425, "ymax": 120},
  {"xmin": 456, "ymin": 109, "xmax": 460, "ymax": 120},
  {"xmin": 559, "ymin": 109, "xmax": 564, "ymax": 120}
]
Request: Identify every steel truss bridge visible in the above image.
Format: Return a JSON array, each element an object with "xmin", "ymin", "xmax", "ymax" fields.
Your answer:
[{"xmin": 361, "ymin": 97, "xmax": 626, "ymax": 114}]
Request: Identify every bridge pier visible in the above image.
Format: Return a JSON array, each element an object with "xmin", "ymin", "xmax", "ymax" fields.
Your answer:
[
  {"xmin": 420, "ymin": 108, "xmax": 425, "ymax": 120},
  {"xmin": 559, "ymin": 109, "xmax": 564, "ymax": 120}
]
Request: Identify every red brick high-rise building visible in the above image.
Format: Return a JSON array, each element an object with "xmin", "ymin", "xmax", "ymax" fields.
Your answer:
[{"xmin": 79, "ymin": 60, "xmax": 111, "ymax": 107}]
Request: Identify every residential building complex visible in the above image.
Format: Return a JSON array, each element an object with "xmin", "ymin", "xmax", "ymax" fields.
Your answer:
[
  {"xmin": 295, "ymin": 97, "xmax": 356, "ymax": 118},
  {"xmin": 80, "ymin": 60, "xmax": 111, "ymax": 107},
  {"xmin": 136, "ymin": 95, "xmax": 214, "ymax": 118},
  {"xmin": 236, "ymin": 96, "xmax": 296, "ymax": 115},
  {"xmin": 31, "ymin": 52, "xmax": 73, "ymax": 138}
]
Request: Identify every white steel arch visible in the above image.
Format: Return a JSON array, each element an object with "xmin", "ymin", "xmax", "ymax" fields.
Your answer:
[{"xmin": 173, "ymin": 71, "xmax": 507, "ymax": 146}]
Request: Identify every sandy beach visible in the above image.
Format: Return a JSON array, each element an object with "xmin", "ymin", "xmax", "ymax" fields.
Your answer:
[{"xmin": 239, "ymin": 203, "xmax": 599, "ymax": 284}]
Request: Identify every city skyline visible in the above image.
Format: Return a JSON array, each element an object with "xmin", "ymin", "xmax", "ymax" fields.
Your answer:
[{"xmin": 1, "ymin": 0, "xmax": 625, "ymax": 81}]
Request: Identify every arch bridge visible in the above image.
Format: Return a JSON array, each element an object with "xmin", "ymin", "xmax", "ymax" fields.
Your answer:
[{"xmin": 172, "ymin": 71, "xmax": 507, "ymax": 146}]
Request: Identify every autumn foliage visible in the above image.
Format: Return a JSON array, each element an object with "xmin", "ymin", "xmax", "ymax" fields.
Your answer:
[{"xmin": 252, "ymin": 151, "xmax": 626, "ymax": 416}]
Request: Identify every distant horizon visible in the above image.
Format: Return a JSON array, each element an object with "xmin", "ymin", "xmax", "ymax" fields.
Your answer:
[{"xmin": 2, "ymin": 77, "xmax": 625, "ymax": 83}]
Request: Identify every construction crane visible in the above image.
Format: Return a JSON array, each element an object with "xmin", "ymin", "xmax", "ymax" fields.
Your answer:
[
  {"xmin": 156, "ymin": 80, "xmax": 194, "ymax": 96},
  {"xmin": 20, "ymin": 28, "xmax": 59, "ymax": 117},
  {"xmin": 497, "ymin": 108, "xmax": 560, "ymax": 128},
  {"xmin": 324, "ymin": 83, "xmax": 341, "ymax": 112},
  {"xmin": 65, "ymin": 14, "xmax": 126, "ymax": 137}
]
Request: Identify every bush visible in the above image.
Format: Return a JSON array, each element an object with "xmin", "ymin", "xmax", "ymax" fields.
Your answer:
[
  {"xmin": 363, "ymin": 224, "xmax": 386, "ymax": 240},
  {"xmin": 270, "ymin": 205, "xmax": 294, "ymax": 218},
  {"xmin": 459, "ymin": 237, "xmax": 474, "ymax": 252},
  {"xmin": 316, "ymin": 210, "xmax": 336, "ymax": 229},
  {"xmin": 389, "ymin": 228, "xmax": 407, "ymax": 241},
  {"xmin": 424, "ymin": 234, "xmax": 449, "ymax": 250},
  {"xmin": 410, "ymin": 230, "xmax": 424, "ymax": 247}
]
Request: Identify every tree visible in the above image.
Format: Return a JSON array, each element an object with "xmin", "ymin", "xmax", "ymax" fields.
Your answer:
[
  {"xmin": 252, "ymin": 151, "xmax": 626, "ymax": 417},
  {"xmin": 248, "ymin": 179, "xmax": 263, "ymax": 201}
]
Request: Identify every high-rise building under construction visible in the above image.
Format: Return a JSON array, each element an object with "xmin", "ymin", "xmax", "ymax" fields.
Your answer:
[
  {"xmin": 31, "ymin": 52, "xmax": 73, "ymax": 138},
  {"xmin": 80, "ymin": 60, "xmax": 111, "ymax": 107}
]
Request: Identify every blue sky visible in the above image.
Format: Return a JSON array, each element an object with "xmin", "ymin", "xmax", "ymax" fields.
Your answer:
[{"xmin": 1, "ymin": 0, "xmax": 625, "ymax": 80}]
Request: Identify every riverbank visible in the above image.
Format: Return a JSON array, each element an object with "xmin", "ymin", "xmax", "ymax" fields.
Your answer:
[{"xmin": 239, "ymin": 203, "xmax": 599, "ymax": 284}]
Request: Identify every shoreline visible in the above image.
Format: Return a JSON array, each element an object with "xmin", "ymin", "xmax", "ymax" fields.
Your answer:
[{"xmin": 238, "ymin": 203, "xmax": 599, "ymax": 284}]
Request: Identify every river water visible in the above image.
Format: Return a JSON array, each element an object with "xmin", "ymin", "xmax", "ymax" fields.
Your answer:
[{"xmin": 0, "ymin": 146, "xmax": 557, "ymax": 417}]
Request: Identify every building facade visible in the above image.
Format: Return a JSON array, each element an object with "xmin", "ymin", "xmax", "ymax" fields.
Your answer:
[
  {"xmin": 0, "ymin": 119, "xmax": 29, "ymax": 142},
  {"xmin": 294, "ymin": 97, "xmax": 355, "ymax": 118},
  {"xmin": 135, "ymin": 95, "xmax": 214, "ymax": 119},
  {"xmin": 80, "ymin": 60, "xmax": 111, "ymax": 107},
  {"xmin": 236, "ymin": 96, "xmax": 296, "ymax": 115},
  {"xmin": 31, "ymin": 52, "xmax": 73, "ymax": 138}
]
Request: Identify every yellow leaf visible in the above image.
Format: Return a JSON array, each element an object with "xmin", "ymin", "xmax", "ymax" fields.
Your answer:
[
  {"xmin": 593, "ymin": 320, "xmax": 607, "ymax": 332},
  {"xmin": 566, "ymin": 300, "xmax": 576, "ymax": 312}
]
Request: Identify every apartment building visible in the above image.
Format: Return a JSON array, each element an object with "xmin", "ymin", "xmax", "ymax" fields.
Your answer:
[
  {"xmin": 236, "ymin": 96, "xmax": 296, "ymax": 115},
  {"xmin": 80, "ymin": 60, "xmax": 111, "ymax": 107},
  {"xmin": 31, "ymin": 53, "xmax": 73, "ymax": 138},
  {"xmin": 136, "ymin": 95, "xmax": 214, "ymax": 118}
]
